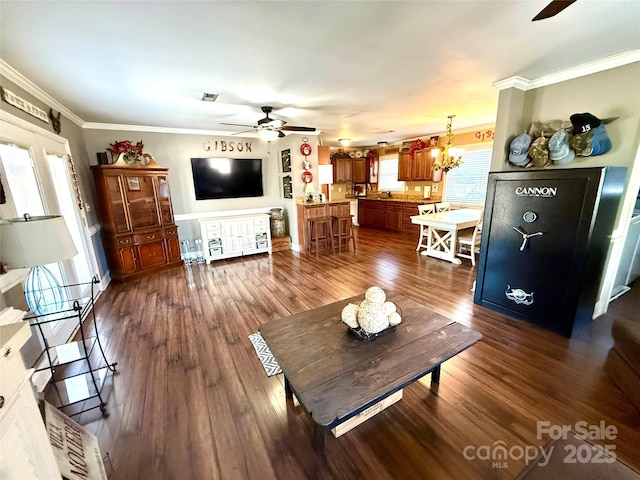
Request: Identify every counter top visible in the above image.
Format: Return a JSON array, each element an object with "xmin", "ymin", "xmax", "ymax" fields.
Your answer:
[
  {"xmin": 296, "ymin": 199, "xmax": 350, "ymax": 205},
  {"xmin": 358, "ymin": 197, "xmax": 437, "ymax": 203}
]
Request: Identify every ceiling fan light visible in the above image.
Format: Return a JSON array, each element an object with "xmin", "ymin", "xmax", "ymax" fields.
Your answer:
[
  {"xmin": 339, "ymin": 138, "xmax": 351, "ymax": 147},
  {"xmin": 258, "ymin": 129, "xmax": 280, "ymax": 141}
]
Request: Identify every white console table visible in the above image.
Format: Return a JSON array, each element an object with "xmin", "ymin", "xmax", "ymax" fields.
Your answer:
[{"xmin": 199, "ymin": 213, "xmax": 272, "ymax": 263}]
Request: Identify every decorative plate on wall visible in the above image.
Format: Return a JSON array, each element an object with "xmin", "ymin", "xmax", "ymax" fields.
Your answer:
[
  {"xmin": 300, "ymin": 143, "xmax": 312, "ymax": 156},
  {"xmin": 302, "ymin": 171, "xmax": 313, "ymax": 183}
]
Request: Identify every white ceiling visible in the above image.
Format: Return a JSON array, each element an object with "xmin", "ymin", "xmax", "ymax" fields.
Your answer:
[{"xmin": 1, "ymin": 1, "xmax": 639, "ymax": 147}]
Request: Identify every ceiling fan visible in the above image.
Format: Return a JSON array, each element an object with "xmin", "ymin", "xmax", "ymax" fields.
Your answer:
[
  {"xmin": 221, "ymin": 106, "xmax": 316, "ymax": 140},
  {"xmin": 532, "ymin": 0, "xmax": 577, "ymax": 21}
]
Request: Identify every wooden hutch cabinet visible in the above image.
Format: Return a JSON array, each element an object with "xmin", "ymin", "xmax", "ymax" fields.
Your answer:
[{"xmin": 91, "ymin": 158, "xmax": 182, "ymax": 280}]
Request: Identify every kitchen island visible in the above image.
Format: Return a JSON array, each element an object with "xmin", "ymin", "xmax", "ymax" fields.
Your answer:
[{"xmin": 296, "ymin": 200, "xmax": 350, "ymax": 254}]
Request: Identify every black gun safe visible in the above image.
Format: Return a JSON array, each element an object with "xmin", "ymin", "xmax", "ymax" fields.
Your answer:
[{"xmin": 474, "ymin": 167, "xmax": 626, "ymax": 337}]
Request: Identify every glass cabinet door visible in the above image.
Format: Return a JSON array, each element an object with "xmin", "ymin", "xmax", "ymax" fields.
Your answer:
[
  {"xmin": 157, "ymin": 175, "xmax": 174, "ymax": 225},
  {"xmin": 106, "ymin": 175, "xmax": 131, "ymax": 234},
  {"xmin": 123, "ymin": 174, "xmax": 160, "ymax": 230}
]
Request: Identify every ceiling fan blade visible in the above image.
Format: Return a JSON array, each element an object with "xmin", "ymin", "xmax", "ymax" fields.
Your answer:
[
  {"xmin": 231, "ymin": 128, "xmax": 257, "ymax": 135},
  {"xmin": 220, "ymin": 122, "xmax": 255, "ymax": 127},
  {"xmin": 281, "ymin": 125, "xmax": 316, "ymax": 132},
  {"xmin": 532, "ymin": 0, "xmax": 577, "ymax": 21}
]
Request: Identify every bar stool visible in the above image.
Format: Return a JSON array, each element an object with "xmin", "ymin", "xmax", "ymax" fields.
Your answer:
[
  {"xmin": 332, "ymin": 215, "xmax": 356, "ymax": 253},
  {"xmin": 307, "ymin": 216, "xmax": 335, "ymax": 256}
]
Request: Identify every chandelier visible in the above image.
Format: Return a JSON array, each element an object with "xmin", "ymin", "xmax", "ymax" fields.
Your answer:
[{"xmin": 431, "ymin": 115, "xmax": 464, "ymax": 173}]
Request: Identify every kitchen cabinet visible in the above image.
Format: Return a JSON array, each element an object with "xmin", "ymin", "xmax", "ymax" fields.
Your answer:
[
  {"xmin": 92, "ymin": 161, "xmax": 183, "ymax": 280},
  {"xmin": 358, "ymin": 200, "xmax": 386, "ymax": 229},
  {"xmin": 402, "ymin": 202, "xmax": 421, "ymax": 234},
  {"xmin": 413, "ymin": 149, "xmax": 434, "ymax": 181},
  {"xmin": 474, "ymin": 167, "xmax": 626, "ymax": 337},
  {"xmin": 385, "ymin": 203, "xmax": 404, "ymax": 231},
  {"xmin": 398, "ymin": 150, "xmax": 433, "ymax": 181},
  {"xmin": 352, "ymin": 157, "xmax": 369, "ymax": 183},
  {"xmin": 398, "ymin": 152, "xmax": 412, "ymax": 181},
  {"xmin": 332, "ymin": 157, "xmax": 353, "ymax": 183},
  {"xmin": 359, "ymin": 200, "xmax": 433, "ymax": 234}
]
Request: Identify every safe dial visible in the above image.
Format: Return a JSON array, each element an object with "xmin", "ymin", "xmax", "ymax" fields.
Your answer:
[{"xmin": 513, "ymin": 226, "xmax": 544, "ymax": 251}]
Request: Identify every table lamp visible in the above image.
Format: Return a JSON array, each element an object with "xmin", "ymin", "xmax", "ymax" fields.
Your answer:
[{"xmin": 0, "ymin": 214, "xmax": 78, "ymax": 315}]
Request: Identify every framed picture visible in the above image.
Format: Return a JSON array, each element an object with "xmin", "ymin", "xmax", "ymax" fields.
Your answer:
[
  {"xmin": 127, "ymin": 176, "xmax": 140, "ymax": 191},
  {"xmin": 281, "ymin": 149, "xmax": 291, "ymax": 173},
  {"xmin": 282, "ymin": 175, "xmax": 292, "ymax": 199},
  {"xmin": 429, "ymin": 136, "xmax": 439, "ymax": 147}
]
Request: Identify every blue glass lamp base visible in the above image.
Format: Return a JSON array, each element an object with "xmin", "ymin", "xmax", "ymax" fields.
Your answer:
[{"xmin": 24, "ymin": 265, "xmax": 67, "ymax": 315}]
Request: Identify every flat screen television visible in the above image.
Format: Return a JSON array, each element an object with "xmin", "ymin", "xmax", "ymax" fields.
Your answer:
[{"xmin": 190, "ymin": 157, "xmax": 263, "ymax": 200}]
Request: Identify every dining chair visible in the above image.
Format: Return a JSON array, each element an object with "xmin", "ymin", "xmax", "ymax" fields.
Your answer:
[
  {"xmin": 456, "ymin": 216, "xmax": 483, "ymax": 266},
  {"xmin": 416, "ymin": 204, "xmax": 435, "ymax": 251},
  {"xmin": 436, "ymin": 202, "xmax": 451, "ymax": 212}
]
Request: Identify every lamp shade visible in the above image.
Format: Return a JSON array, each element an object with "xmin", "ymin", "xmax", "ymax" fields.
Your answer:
[
  {"xmin": 258, "ymin": 129, "xmax": 280, "ymax": 141},
  {"xmin": 317, "ymin": 164, "xmax": 334, "ymax": 185},
  {"xmin": 0, "ymin": 215, "xmax": 78, "ymax": 268}
]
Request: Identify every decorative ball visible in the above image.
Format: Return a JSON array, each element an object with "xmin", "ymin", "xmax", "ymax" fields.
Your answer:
[
  {"xmin": 358, "ymin": 302, "xmax": 390, "ymax": 334},
  {"xmin": 365, "ymin": 286, "xmax": 386, "ymax": 305},
  {"xmin": 341, "ymin": 303, "xmax": 360, "ymax": 329},
  {"xmin": 388, "ymin": 312, "xmax": 402, "ymax": 326},
  {"xmin": 383, "ymin": 301, "xmax": 396, "ymax": 315}
]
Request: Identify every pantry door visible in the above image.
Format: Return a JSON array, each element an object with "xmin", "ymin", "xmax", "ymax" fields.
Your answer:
[{"xmin": 0, "ymin": 113, "xmax": 98, "ymax": 346}]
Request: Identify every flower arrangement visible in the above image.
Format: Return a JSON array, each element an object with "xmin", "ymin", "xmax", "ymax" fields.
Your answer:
[
  {"xmin": 408, "ymin": 138, "xmax": 427, "ymax": 160},
  {"xmin": 108, "ymin": 140, "xmax": 144, "ymax": 163},
  {"xmin": 433, "ymin": 115, "xmax": 464, "ymax": 173}
]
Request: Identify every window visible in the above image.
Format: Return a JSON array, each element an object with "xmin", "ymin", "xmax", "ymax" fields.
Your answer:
[
  {"xmin": 444, "ymin": 147, "xmax": 492, "ymax": 205},
  {"xmin": 378, "ymin": 155, "xmax": 405, "ymax": 192}
]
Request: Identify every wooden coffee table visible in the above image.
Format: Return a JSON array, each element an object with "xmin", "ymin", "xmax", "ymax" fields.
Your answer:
[{"xmin": 259, "ymin": 293, "xmax": 482, "ymax": 452}]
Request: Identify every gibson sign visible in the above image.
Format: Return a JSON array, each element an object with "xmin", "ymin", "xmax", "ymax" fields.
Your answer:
[{"xmin": 203, "ymin": 140, "xmax": 252, "ymax": 152}]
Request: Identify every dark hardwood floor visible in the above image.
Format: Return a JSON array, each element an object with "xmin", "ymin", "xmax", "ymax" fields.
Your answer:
[{"xmin": 81, "ymin": 226, "xmax": 640, "ymax": 479}]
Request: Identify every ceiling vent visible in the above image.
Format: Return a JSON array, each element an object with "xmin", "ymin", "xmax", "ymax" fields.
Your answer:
[{"xmin": 201, "ymin": 93, "xmax": 219, "ymax": 102}]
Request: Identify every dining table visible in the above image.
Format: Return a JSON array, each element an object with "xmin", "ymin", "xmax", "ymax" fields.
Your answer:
[{"xmin": 410, "ymin": 208, "xmax": 482, "ymax": 264}]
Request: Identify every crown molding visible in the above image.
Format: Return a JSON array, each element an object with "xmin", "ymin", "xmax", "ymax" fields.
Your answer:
[
  {"xmin": 492, "ymin": 76, "xmax": 531, "ymax": 91},
  {"xmin": 83, "ymin": 122, "xmax": 321, "ymax": 137},
  {"xmin": 0, "ymin": 59, "xmax": 85, "ymax": 127},
  {"xmin": 493, "ymin": 50, "xmax": 640, "ymax": 91}
]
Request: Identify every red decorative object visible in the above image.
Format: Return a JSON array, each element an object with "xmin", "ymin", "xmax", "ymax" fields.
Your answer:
[
  {"xmin": 107, "ymin": 140, "xmax": 144, "ymax": 159},
  {"xmin": 300, "ymin": 143, "xmax": 312, "ymax": 156},
  {"xmin": 302, "ymin": 171, "xmax": 313, "ymax": 183},
  {"xmin": 408, "ymin": 139, "xmax": 427, "ymax": 160},
  {"xmin": 368, "ymin": 149, "xmax": 378, "ymax": 166}
]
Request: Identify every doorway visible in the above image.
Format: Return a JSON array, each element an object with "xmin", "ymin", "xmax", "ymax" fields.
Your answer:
[{"xmin": 0, "ymin": 115, "xmax": 99, "ymax": 349}]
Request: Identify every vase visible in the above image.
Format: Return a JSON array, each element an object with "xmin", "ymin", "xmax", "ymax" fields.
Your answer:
[
  {"xmin": 433, "ymin": 169, "xmax": 443, "ymax": 182},
  {"xmin": 270, "ymin": 208, "xmax": 286, "ymax": 238},
  {"xmin": 116, "ymin": 152, "xmax": 139, "ymax": 165}
]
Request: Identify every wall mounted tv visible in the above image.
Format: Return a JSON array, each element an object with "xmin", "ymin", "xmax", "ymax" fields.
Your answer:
[{"xmin": 191, "ymin": 157, "xmax": 264, "ymax": 200}]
